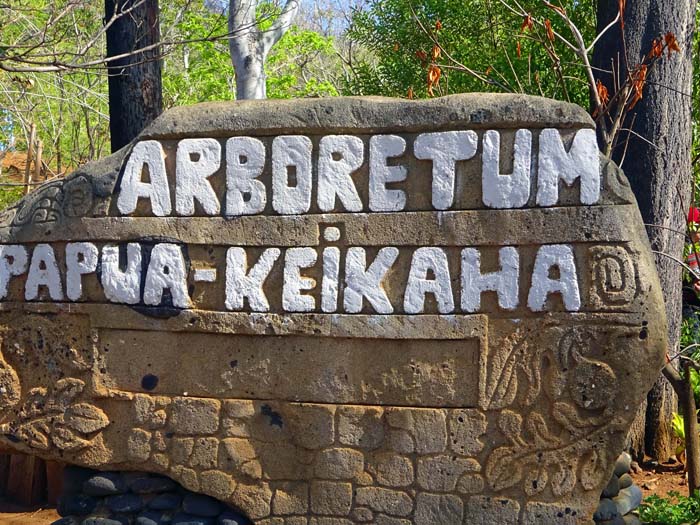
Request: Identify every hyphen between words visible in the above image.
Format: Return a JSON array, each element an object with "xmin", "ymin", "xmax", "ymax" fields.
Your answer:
[{"xmin": 1, "ymin": 128, "xmax": 599, "ymax": 314}]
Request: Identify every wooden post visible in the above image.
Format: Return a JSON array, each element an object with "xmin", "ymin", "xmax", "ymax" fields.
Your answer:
[
  {"xmin": 683, "ymin": 359, "xmax": 700, "ymax": 493},
  {"xmin": 34, "ymin": 139, "xmax": 43, "ymax": 183},
  {"xmin": 7, "ymin": 454, "xmax": 37, "ymax": 505},
  {"xmin": 23, "ymin": 123, "xmax": 35, "ymax": 195}
]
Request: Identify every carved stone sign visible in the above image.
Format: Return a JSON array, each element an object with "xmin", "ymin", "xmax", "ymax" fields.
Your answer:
[{"xmin": 0, "ymin": 95, "xmax": 665, "ymax": 524}]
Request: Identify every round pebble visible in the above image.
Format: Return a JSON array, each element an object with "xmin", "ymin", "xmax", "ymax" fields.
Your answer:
[
  {"xmin": 148, "ymin": 492, "xmax": 182, "ymax": 510},
  {"xmin": 83, "ymin": 472, "xmax": 127, "ymax": 496},
  {"xmin": 81, "ymin": 518, "xmax": 128, "ymax": 525},
  {"xmin": 618, "ymin": 473, "xmax": 634, "ymax": 489},
  {"xmin": 218, "ymin": 510, "xmax": 251, "ymax": 525},
  {"xmin": 106, "ymin": 493, "xmax": 144, "ymax": 513},
  {"xmin": 58, "ymin": 495, "xmax": 98, "ymax": 517},
  {"xmin": 613, "ymin": 452, "xmax": 632, "ymax": 477},
  {"xmin": 130, "ymin": 475, "xmax": 177, "ymax": 494},
  {"xmin": 135, "ymin": 511, "xmax": 170, "ymax": 525},
  {"xmin": 51, "ymin": 518, "xmax": 79, "ymax": 525},
  {"xmin": 593, "ymin": 498, "xmax": 620, "ymax": 522},
  {"xmin": 182, "ymin": 494, "xmax": 222, "ymax": 518},
  {"xmin": 63, "ymin": 466, "xmax": 98, "ymax": 495},
  {"xmin": 602, "ymin": 474, "xmax": 621, "ymax": 498},
  {"xmin": 171, "ymin": 513, "xmax": 214, "ymax": 525},
  {"xmin": 613, "ymin": 485, "xmax": 643, "ymax": 516}
]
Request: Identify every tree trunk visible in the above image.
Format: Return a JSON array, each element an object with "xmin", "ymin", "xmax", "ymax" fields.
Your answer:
[
  {"xmin": 228, "ymin": 0, "xmax": 300, "ymax": 100},
  {"xmin": 593, "ymin": 0, "xmax": 697, "ymax": 461},
  {"xmin": 105, "ymin": 0, "xmax": 163, "ymax": 152}
]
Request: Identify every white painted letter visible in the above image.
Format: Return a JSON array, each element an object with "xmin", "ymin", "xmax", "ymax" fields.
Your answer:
[
  {"xmin": 225, "ymin": 247, "xmax": 280, "ymax": 312},
  {"xmin": 404, "ymin": 247, "xmax": 454, "ymax": 314},
  {"xmin": 461, "ymin": 247, "xmax": 519, "ymax": 313},
  {"xmin": 321, "ymin": 247, "xmax": 340, "ymax": 313},
  {"xmin": 272, "ymin": 136, "xmax": 313, "ymax": 214},
  {"xmin": 283, "ymin": 247, "xmax": 317, "ymax": 312},
  {"xmin": 482, "ymin": 129, "xmax": 532, "ymax": 209},
  {"xmin": 415, "ymin": 130, "xmax": 478, "ymax": 210},
  {"xmin": 369, "ymin": 135, "xmax": 407, "ymax": 211},
  {"xmin": 25, "ymin": 244, "xmax": 63, "ymax": 301},
  {"xmin": 66, "ymin": 242, "xmax": 98, "ymax": 301},
  {"xmin": 101, "ymin": 244, "xmax": 142, "ymax": 305},
  {"xmin": 527, "ymin": 244, "xmax": 581, "ymax": 311},
  {"xmin": 536, "ymin": 128, "xmax": 600, "ymax": 206},
  {"xmin": 0, "ymin": 245, "xmax": 27, "ymax": 300},
  {"xmin": 318, "ymin": 135, "xmax": 364, "ymax": 212},
  {"xmin": 344, "ymin": 247, "xmax": 398, "ymax": 314},
  {"xmin": 118, "ymin": 140, "xmax": 171, "ymax": 216},
  {"xmin": 175, "ymin": 138, "xmax": 221, "ymax": 216},
  {"xmin": 225, "ymin": 137, "xmax": 267, "ymax": 216},
  {"xmin": 143, "ymin": 243, "xmax": 191, "ymax": 309}
]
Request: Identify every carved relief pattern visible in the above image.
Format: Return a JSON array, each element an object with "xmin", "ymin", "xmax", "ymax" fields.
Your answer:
[
  {"xmin": 483, "ymin": 325, "xmax": 629, "ymax": 499},
  {"xmin": 589, "ymin": 245, "xmax": 642, "ymax": 309}
]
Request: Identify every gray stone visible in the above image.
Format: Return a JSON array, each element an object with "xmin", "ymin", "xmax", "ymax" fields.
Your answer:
[
  {"xmin": 623, "ymin": 515, "xmax": 642, "ymax": 525},
  {"xmin": 81, "ymin": 518, "xmax": 128, "ymax": 525},
  {"xmin": 106, "ymin": 493, "xmax": 144, "ymax": 513},
  {"xmin": 83, "ymin": 472, "xmax": 127, "ymax": 496},
  {"xmin": 58, "ymin": 495, "xmax": 98, "ymax": 517},
  {"xmin": 594, "ymin": 499, "xmax": 620, "ymax": 522},
  {"xmin": 217, "ymin": 510, "xmax": 251, "ymax": 525},
  {"xmin": 63, "ymin": 466, "xmax": 98, "ymax": 495},
  {"xmin": 602, "ymin": 475, "xmax": 621, "ymax": 498},
  {"xmin": 618, "ymin": 473, "xmax": 634, "ymax": 489},
  {"xmin": 614, "ymin": 453, "xmax": 632, "ymax": 477},
  {"xmin": 52, "ymin": 519, "xmax": 79, "ymax": 525},
  {"xmin": 130, "ymin": 475, "xmax": 178, "ymax": 494},
  {"xmin": 171, "ymin": 514, "xmax": 214, "ymax": 525},
  {"xmin": 135, "ymin": 511, "xmax": 171, "ymax": 525},
  {"xmin": 613, "ymin": 486, "xmax": 643, "ymax": 516},
  {"xmin": 148, "ymin": 492, "xmax": 182, "ymax": 510},
  {"xmin": 182, "ymin": 493, "xmax": 223, "ymax": 517}
]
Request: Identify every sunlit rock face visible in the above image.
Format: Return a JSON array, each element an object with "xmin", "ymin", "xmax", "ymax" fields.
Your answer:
[{"xmin": 0, "ymin": 94, "xmax": 666, "ymax": 524}]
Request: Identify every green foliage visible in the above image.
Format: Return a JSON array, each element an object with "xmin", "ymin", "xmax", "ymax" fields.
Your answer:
[
  {"xmin": 0, "ymin": 185, "xmax": 24, "ymax": 210},
  {"xmin": 639, "ymin": 491, "xmax": 700, "ymax": 525},
  {"xmin": 345, "ymin": 0, "xmax": 596, "ymax": 106}
]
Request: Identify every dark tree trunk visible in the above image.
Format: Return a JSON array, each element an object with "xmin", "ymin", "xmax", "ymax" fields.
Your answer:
[
  {"xmin": 105, "ymin": 0, "xmax": 163, "ymax": 152},
  {"xmin": 593, "ymin": 0, "xmax": 697, "ymax": 461}
]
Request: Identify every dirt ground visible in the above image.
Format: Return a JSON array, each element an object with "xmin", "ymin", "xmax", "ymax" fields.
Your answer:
[
  {"xmin": 0, "ymin": 500, "xmax": 58, "ymax": 525},
  {"xmin": 631, "ymin": 457, "xmax": 689, "ymax": 500}
]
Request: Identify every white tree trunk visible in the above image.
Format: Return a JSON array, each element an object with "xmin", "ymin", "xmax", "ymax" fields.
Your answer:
[{"xmin": 228, "ymin": 0, "xmax": 300, "ymax": 100}]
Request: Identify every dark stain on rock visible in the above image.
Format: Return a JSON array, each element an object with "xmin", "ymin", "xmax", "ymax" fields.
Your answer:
[
  {"xmin": 261, "ymin": 404, "xmax": 283, "ymax": 428},
  {"xmin": 141, "ymin": 374, "xmax": 159, "ymax": 391}
]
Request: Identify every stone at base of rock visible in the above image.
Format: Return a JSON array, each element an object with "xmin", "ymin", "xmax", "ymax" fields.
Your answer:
[
  {"xmin": 618, "ymin": 474, "xmax": 634, "ymax": 489},
  {"xmin": 171, "ymin": 513, "xmax": 215, "ymax": 525},
  {"xmin": 602, "ymin": 475, "xmax": 621, "ymax": 498},
  {"xmin": 58, "ymin": 495, "xmax": 98, "ymax": 517},
  {"xmin": 613, "ymin": 486, "xmax": 643, "ymax": 516},
  {"xmin": 614, "ymin": 453, "xmax": 633, "ymax": 477},
  {"xmin": 52, "ymin": 518, "xmax": 79, "ymax": 525},
  {"xmin": 594, "ymin": 499, "xmax": 621, "ymax": 522},
  {"xmin": 623, "ymin": 515, "xmax": 642, "ymax": 525}
]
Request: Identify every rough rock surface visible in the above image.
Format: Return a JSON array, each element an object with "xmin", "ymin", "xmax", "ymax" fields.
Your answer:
[{"xmin": 0, "ymin": 94, "xmax": 666, "ymax": 524}]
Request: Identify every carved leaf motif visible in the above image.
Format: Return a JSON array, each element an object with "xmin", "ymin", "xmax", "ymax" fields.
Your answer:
[
  {"xmin": 520, "ymin": 356, "xmax": 543, "ymax": 406},
  {"xmin": 486, "ymin": 332, "xmax": 527, "ymax": 410},
  {"xmin": 19, "ymin": 387, "xmax": 47, "ymax": 419},
  {"xmin": 553, "ymin": 402, "xmax": 607, "ymax": 434},
  {"xmin": 16, "ymin": 420, "xmax": 50, "ymax": 450},
  {"xmin": 524, "ymin": 465, "xmax": 548, "ymax": 496},
  {"xmin": 51, "ymin": 424, "xmax": 90, "ymax": 451},
  {"xmin": 580, "ymin": 448, "xmax": 607, "ymax": 490},
  {"xmin": 551, "ymin": 461, "xmax": 578, "ymax": 497},
  {"xmin": 526, "ymin": 412, "xmax": 561, "ymax": 448},
  {"xmin": 64, "ymin": 404, "xmax": 109, "ymax": 434},
  {"xmin": 498, "ymin": 410, "xmax": 524, "ymax": 446},
  {"xmin": 485, "ymin": 447, "xmax": 522, "ymax": 491},
  {"xmin": 53, "ymin": 379, "xmax": 85, "ymax": 409}
]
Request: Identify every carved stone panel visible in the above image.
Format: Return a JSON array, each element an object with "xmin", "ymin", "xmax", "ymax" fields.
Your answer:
[{"xmin": 0, "ymin": 95, "xmax": 665, "ymax": 524}]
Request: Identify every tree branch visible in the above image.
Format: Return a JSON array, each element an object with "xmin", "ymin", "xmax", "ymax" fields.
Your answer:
[{"xmin": 262, "ymin": 0, "xmax": 300, "ymax": 54}]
